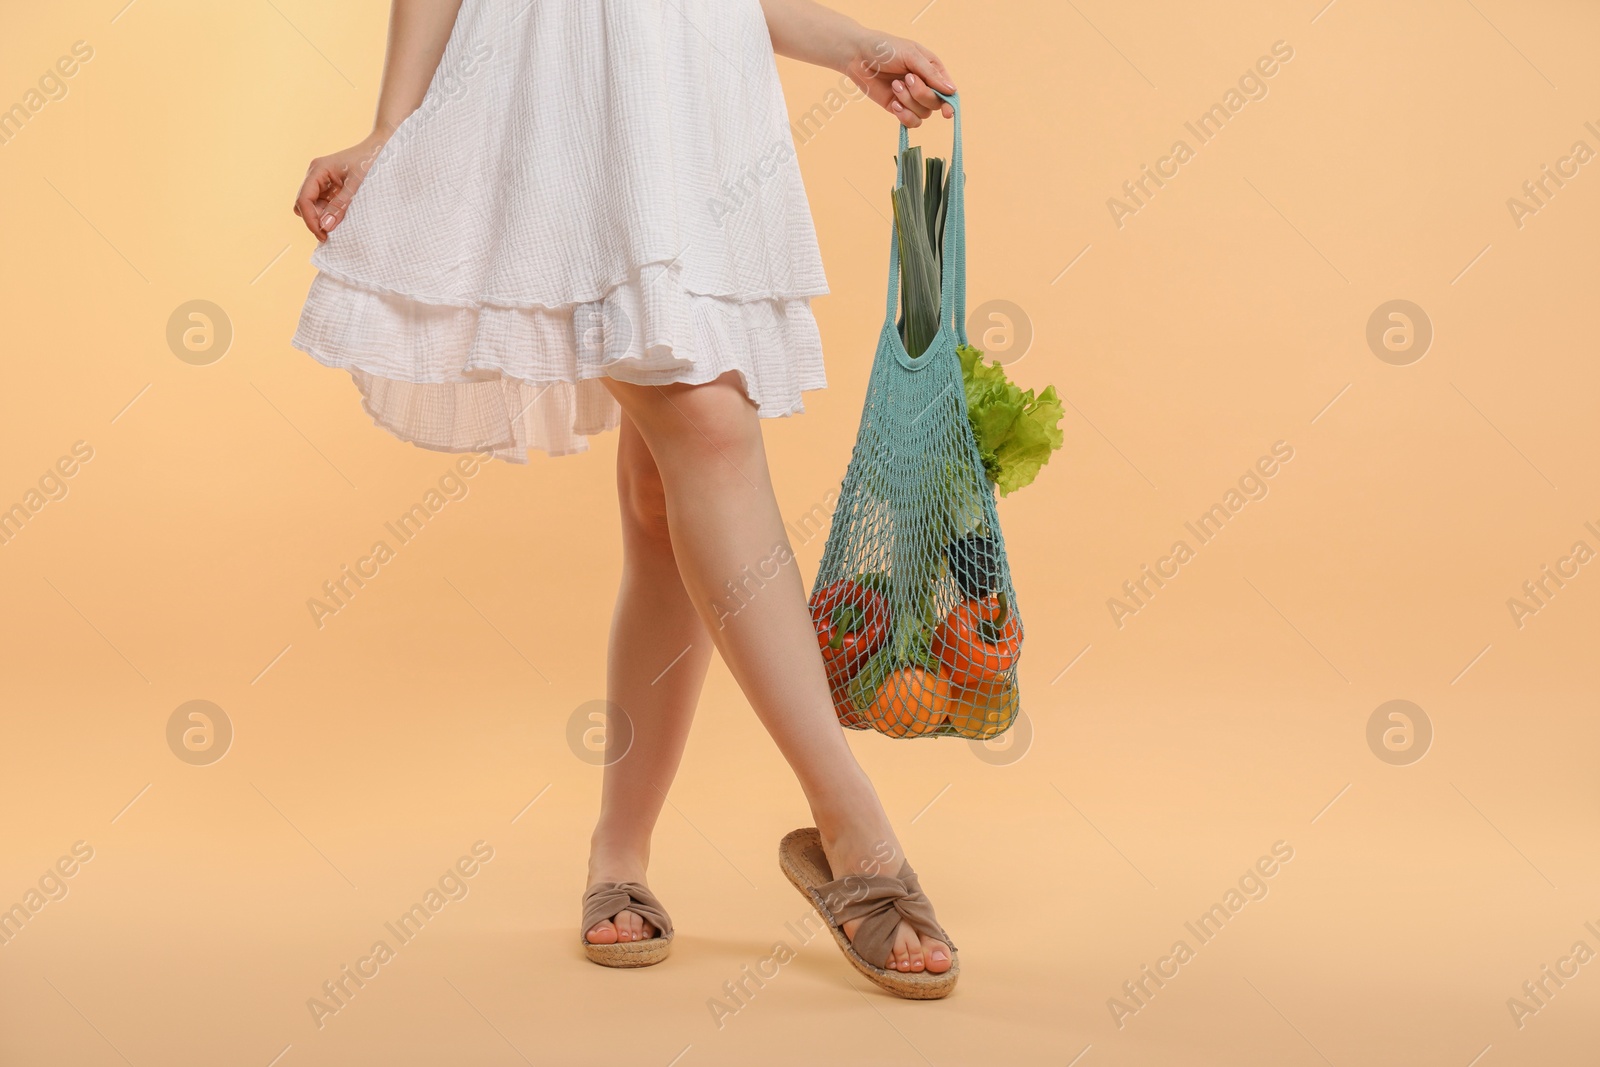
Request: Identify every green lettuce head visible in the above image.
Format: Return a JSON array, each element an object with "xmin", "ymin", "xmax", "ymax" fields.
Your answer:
[{"xmin": 957, "ymin": 343, "xmax": 1065, "ymax": 496}]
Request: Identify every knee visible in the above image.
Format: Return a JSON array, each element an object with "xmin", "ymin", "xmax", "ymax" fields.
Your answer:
[
  {"xmin": 621, "ymin": 374, "xmax": 765, "ymax": 470},
  {"xmin": 617, "ymin": 450, "xmax": 672, "ymax": 542}
]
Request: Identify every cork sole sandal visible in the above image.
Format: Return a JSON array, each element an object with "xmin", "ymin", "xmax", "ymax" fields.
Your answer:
[
  {"xmin": 778, "ymin": 827, "xmax": 959, "ymax": 999},
  {"xmin": 581, "ymin": 881, "xmax": 674, "ymax": 968}
]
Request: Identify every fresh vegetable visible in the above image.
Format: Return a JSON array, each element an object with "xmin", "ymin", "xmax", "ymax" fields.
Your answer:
[
  {"xmin": 958, "ymin": 343, "xmax": 1065, "ymax": 496},
  {"xmin": 889, "ymin": 141, "xmax": 1064, "ymax": 494},
  {"xmin": 923, "ymin": 154, "xmax": 947, "ymax": 279},
  {"xmin": 946, "ymin": 533, "xmax": 1001, "ymax": 600},
  {"xmin": 931, "ymin": 592, "xmax": 1022, "ymax": 689},
  {"xmin": 892, "ymin": 144, "xmax": 944, "ymax": 360},
  {"xmin": 810, "ymin": 574, "xmax": 890, "ymax": 685},
  {"xmin": 866, "ymin": 665, "xmax": 952, "ymax": 737},
  {"xmin": 945, "ymin": 676, "xmax": 1019, "ymax": 739},
  {"xmin": 845, "ymin": 645, "xmax": 896, "ymax": 723},
  {"xmin": 834, "ymin": 686, "xmax": 870, "ymax": 730}
]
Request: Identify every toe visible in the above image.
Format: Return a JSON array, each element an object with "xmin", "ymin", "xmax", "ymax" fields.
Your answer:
[
  {"xmin": 624, "ymin": 910, "xmax": 654, "ymax": 941},
  {"xmin": 890, "ymin": 929, "xmax": 914, "ymax": 972},
  {"xmin": 585, "ymin": 919, "xmax": 618, "ymax": 945},
  {"xmin": 901, "ymin": 924, "xmax": 925, "ymax": 972},
  {"xmin": 922, "ymin": 935, "xmax": 952, "ymax": 974}
]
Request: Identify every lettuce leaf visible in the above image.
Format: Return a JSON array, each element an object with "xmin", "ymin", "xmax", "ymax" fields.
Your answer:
[{"xmin": 958, "ymin": 344, "xmax": 1064, "ymax": 496}]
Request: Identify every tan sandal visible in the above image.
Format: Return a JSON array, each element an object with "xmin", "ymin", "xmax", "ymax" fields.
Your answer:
[
  {"xmin": 778, "ymin": 827, "xmax": 959, "ymax": 999},
  {"xmin": 581, "ymin": 881, "xmax": 674, "ymax": 968}
]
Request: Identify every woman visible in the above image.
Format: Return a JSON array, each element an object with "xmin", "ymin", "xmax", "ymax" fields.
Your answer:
[{"xmin": 291, "ymin": 0, "xmax": 960, "ymax": 998}]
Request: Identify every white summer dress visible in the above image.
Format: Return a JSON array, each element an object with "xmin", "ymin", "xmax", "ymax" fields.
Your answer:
[{"xmin": 292, "ymin": 0, "xmax": 829, "ymax": 462}]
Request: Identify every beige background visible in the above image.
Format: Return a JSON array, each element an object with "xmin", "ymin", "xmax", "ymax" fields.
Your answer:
[{"xmin": 2, "ymin": 0, "xmax": 1597, "ymax": 1064}]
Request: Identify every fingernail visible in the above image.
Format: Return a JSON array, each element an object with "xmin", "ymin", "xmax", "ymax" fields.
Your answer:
[
  {"xmin": 321, "ymin": 214, "xmax": 335, "ymax": 229},
  {"xmin": 892, "ymin": 79, "xmax": 905, "ymax": 92}
]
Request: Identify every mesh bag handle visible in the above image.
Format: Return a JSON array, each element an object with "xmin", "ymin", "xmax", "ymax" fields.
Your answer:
[
  {"xmin": 808, "ymin": 90, "xmax": 1024, "ymax": 741},
  {"xmin": 883, "ymin": 89, "xmax": 968, "ymax": 348}
]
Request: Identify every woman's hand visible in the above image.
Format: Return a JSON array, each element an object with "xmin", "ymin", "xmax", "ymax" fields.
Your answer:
[
  {"xmin": 294, "ymin": 0, "xmax": 466, "ymax": 240},
  {"xmin": 759, "ymin": 1, "xmax": 955, "ymax": 127},
  {"xmin": 837, "ymin": 30, "xmax": 956, "ymax": 128},
  {"xmin": 293, "ymin": 130, "xmax": 391, "ymax": 242}
]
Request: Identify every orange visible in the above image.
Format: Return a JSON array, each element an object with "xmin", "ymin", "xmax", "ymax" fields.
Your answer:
[{"xmin": 866, "ymin": 667, "xmax": 951, "ymax": 737}]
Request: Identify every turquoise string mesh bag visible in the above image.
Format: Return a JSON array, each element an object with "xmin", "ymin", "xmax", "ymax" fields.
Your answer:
[{"xmin": 808, "ymin": 91, "xmax": 1023, "ymax": 740}]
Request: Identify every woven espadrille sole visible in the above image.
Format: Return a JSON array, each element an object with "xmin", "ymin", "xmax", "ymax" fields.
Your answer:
[
  {"xmin": 778, "ymin": 827, "xmax": 958, "ymax": 999},
  {"xmin": 582, "ymin": 930, "xmax": 673, "ymax": 968}
]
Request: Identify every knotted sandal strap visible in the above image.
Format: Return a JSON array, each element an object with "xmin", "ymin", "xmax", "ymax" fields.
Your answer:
[
  {"xmin": 810, "ymin": 861, "xmax": 953, "ymax": 968},
  {"xmin": 582, "ymin": 880, "xmax": 673, "ymax": 940}
]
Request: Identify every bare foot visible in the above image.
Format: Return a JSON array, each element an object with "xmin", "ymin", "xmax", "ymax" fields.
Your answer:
[
  {"xmin": 816, "ymin": 816, "xmax": 952, "ymax": 974},
  {"xmin": 584, "ymin": 847, "xmax": 657, "ymax": 944}
]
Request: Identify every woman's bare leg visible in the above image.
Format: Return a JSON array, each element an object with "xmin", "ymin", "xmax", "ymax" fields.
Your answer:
[
  {"xmin": 600, "ymin": 372, "xmax": 951, "ymax": 974},
  {"xmin": 585, "ymin": 412, "xmax": 716, "ymax": 944}
]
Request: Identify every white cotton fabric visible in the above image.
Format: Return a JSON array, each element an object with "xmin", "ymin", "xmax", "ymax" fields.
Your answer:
[{"xmin": 292, "ymin": 0, "xmax": 829, "ymax": 461}]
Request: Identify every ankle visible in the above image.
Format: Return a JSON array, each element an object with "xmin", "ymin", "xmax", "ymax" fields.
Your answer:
[
  {"xmin": 803, "ymin": 775, "xmax": 880, "ymax": 829},
  {"xmin": 587, "ymin": 831, "xmax": 652, "ymax": 881},
  {"xmin": 810, "ymin": 814, "xmax": 903, "ymax": 878}
]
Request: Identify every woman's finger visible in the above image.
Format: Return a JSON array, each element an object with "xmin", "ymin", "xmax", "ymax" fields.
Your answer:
[
  {"xmin": 295, "ymin": 167, "xmax": 336, "ymax": 241},
  {"xmin": 905, "ymin": 46, "xmax": 956, "ymax": 94},
  {"xmin": 901, "ymin": 72, "xmax": 944, "ymax": 113},
  {"xmin": 890, "ymin": 79, "xmax": 932, "ymax": 119},
  {"xmin": 851, "ymin": 71, "xmax": 912, "ymax": 126},
  {"xmin": 847, "ymin": 59, "xmax": 929, "ymax": 127},
  {"xmin": 319, "ymin": 182, "xmax": 360, "ymax": 236},
  {"xmin": 888, "ymin": 97, "xmax": 923, "ymax": 128}
]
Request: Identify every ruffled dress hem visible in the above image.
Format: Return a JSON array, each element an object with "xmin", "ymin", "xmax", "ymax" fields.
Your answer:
[{"xmin": 290, "ymin": 259, "xmax": 828, "ymax": 462}]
